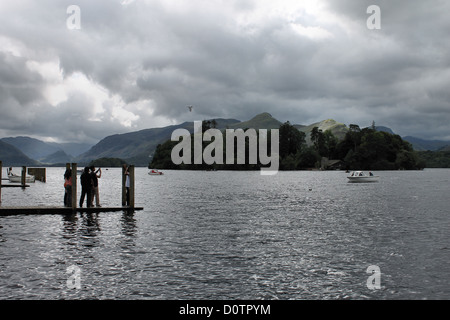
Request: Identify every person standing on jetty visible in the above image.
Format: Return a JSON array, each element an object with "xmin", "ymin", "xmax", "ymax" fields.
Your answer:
[
  {"xmin": 79, "ymin": 167, "xmax": 93, "ymax": 208},
  {"xmin": 90, "ymin": 166, "xmax": 102, "ymax": 207},
  {"xmin": 123, "ymin": 164, "xmax": 130, "ymax": 206},
  {"xmin": 64, "ymin": 168, "xmax": 72, "ymax": 207}
]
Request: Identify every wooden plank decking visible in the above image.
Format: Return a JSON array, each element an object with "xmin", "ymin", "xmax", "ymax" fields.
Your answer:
[
  {"xmin": 1, "ymin": 184, "xmax": 30, "ymax": 188},
  {"xmin": 0, "ymin": 206, "xmax": 144, "ymax": 216},
  {"xmin": 1, "ymin": 162, "xmax": 143, "ymax": 216}
]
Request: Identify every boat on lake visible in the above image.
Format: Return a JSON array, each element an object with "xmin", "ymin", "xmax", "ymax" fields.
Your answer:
[
  {"xmin": 347, "ymin": 171, "xmax": 379, "ymax": 183},
  {"xmin": 8, "ymin": 174, "xmax": 36, "ymax": 183},
  {"xmin": 148, "ymin": 169, "xmax": 163, "ymax": 175}
]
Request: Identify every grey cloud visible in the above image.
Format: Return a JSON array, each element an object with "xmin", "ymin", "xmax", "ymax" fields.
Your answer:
[
  {"xmin": 0, "ymin": 52, "xmax": 45, "ymax": 106},
  {"xmin": 1, "ymin": 0, "xmax": 450, "ymax": 143}
]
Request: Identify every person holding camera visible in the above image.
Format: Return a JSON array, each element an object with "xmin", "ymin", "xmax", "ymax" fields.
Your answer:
[{"xmin": 90, "ymin": 166, "xmax": 102, "ymax": 207}]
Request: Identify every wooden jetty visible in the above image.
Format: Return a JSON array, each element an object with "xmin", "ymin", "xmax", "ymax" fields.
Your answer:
[
  {"xmin": 0, "ymin": 165, "xmax": 31, "ymax": 188},
  {"xmin": 0, "ymin": 206, "xmax": 143, "ymax": 216},
  {"xmin": 1, "ymin": 184, "xmax": 30, "ymax": 188},
  {"xmin": 0, "ymin": 161, "xmax": 143, "ymax": 216}
]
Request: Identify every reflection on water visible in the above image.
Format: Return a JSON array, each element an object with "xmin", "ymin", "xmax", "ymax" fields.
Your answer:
[
  {"xmin": 57, "ymin": 211, "xmax": 138, "ymax": 299},
  {"xmin": 0, "ymin": 168, "xmax": 450, "ymax": 299}
]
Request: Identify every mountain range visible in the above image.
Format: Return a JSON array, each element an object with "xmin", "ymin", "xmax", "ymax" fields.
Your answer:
[
  {"xmin": 0, "ymin": 137, "xmax": 92, "ymax": 167},
  {"xmin": 1, "ymin": 112, "xmax": 449, "ymax": 167}
]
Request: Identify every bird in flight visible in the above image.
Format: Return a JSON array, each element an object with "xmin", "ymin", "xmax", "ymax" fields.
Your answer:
[{"xmin": 187, "ymin": 105, "xmax": 193, "ymax": 112}]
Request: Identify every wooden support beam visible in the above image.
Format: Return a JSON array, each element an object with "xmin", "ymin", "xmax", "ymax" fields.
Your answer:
[
  {"xmin": 21, "ymin": 166, "xmax": 26, "ymax": 187},
  {"xmin": 122, "ymin": 165, "xmax": 126, "ymax": 206},
  {"xmin": 121, "ymin": 164, "xmax": 135, "ymax": 207},
  {"xmin": 71, "ymin": 163, "xmax": 77, "ymax": 209},
  {"xmin": 129, "ymin": 165, "xmax": 135, "ymax": 208}
]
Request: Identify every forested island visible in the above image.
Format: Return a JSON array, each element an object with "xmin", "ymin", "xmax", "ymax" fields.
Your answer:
[{"xmin": 149, "ymin": 121, "xmax": 426, "ymax": 171}]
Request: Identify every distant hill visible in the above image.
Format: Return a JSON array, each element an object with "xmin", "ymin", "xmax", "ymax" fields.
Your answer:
[
  {"xmin": 76, "ymin": 118, "xmax": 241, "ymax": 166},
  {"xmin": 1, "ymin": 136, "xmax": 92, "ymax": 164},
  {"xmin": 1, "ymin": 136, "xmax": 61, "ymax": 160},
  {"xmin": 365, "ymin": 127, "xmax": 450, "ymax": 151},
  {"xmin": 296, "ymin": 119, "xmax": 349, "ymax": 145},
  {"xmin": 402, "ymin": 136, "xmax": 450, "ymax": 151},
  {"xmin": 40, "ymin": 150, "xmax": 73, "ymax": 165},
  {"xmin": 375, "ymin": 126, "xmax": 395, "ymax": 134},
  {"xmin": 0, "ymin": 140, "xmax": 40, "ymax": 166},
  {"xmin": 228, "ymin": 112, "xmax": 282, "ymax": 130},
  {"xmin": 47, "ymin": 142, "xmax": 92, "ymax": 157}
]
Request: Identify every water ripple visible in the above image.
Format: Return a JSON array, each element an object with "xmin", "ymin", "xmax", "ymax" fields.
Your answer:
[{"xmin": 1, "ymin": 168, "xmax": 450, "ymax": 299}]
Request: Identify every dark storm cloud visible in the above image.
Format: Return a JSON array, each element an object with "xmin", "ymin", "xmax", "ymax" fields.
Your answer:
[
  {"xmin": 321, "ymin": 0, "xmax": 450, "ymax": 138},
  {"xmin": 1, "ymin": 0, "xmax": 450, "ymax": 142}
]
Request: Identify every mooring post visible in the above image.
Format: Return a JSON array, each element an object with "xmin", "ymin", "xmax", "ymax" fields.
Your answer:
[
  {"xmin": 71, "ymin": 163, "xmax": 77, "ymax": 210},
  {"xmin": 129, "ymin": 165, "xmax": 135, "ymax": 208},
  {"xmin": 0, "ymin": 161, "xmax": 2, "ymax": 204},
  {"xmin": 21, "ymin": 166, "xmax": 26, "ymax": 188},
  {"xmin": 122, "ymin": 165, "xmax": 126, "ymax": 206}
]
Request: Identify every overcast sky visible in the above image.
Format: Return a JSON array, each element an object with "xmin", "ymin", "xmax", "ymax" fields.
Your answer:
[{"xmin": 1, "ymin": 0, "xmax": 449, "ymax": 144}]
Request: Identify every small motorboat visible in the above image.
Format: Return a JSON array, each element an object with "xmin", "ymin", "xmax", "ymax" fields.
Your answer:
[
  {"xmin": 347, "ymin": 171, "xmax": 379, "ymax": 183},
  {"xmin": 148, "ymin": 169, "xmax": 163, "ymax": 175},
  {"xmin": 8, "ymin": 174, "xmax": 36, "ymax": 183}
]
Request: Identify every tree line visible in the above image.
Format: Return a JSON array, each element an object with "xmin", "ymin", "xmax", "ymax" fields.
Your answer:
[{"xmin": 415, "ymin": 151, "xmax": 450, "ymax": 168}]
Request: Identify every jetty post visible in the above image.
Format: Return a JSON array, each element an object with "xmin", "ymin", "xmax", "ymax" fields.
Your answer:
[
  {"xmin": 122, "ymin": 164, "xmax": 135, "ymax": 208},
  {"xmin": 129, "ymin": 165, "xmax": 135, "ymax": 208},
  {"xmin": 122, "ymin": 165, "xmax": 126, "ymax": 206},
  {"xmin": 21, "ymin": 166, "xmax": 26, "ymax": 188},
  {"xmin": 71, "ymin": 163, "xmax": 77, "ymax": 210}
]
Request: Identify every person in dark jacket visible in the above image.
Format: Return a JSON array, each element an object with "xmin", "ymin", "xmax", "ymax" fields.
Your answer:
[
  {"xmin": 79, "ymin": 167, "xmax": 93, "ymax": 208},
  {"xmin": 90, "ymin": 166, "xmax": 102, "ymax": 207},
  {"xmin": 64, "ymin": 168, "xmax": 72, "ymax": 207}
]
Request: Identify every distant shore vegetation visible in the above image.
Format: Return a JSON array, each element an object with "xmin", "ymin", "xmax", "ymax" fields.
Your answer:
[
  {"xmin": 416, "ymin": 151, "xmax": 450, "ymax": 168},
  {"xmin": 149, "ymin": 121, "xmax": 426, "ymax": 171},
  {"xmin": 88, "ymin": 157, "xmax": 127, "ymax": 167}
]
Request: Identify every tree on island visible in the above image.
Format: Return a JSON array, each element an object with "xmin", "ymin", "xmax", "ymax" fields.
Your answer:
[{"xmin": 336, "ymin": 127, "xmax": 424, "ymax": 170}]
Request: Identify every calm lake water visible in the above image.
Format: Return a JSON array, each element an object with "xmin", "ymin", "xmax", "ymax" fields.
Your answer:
[{"xmin": 0, "ymin": 168, "xmax": 449, "ymax": 300}]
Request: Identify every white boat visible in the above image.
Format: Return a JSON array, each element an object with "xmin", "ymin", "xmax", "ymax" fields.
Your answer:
[
  {"xmin": 8, "ymin": 174, "xmax": 36, "ymax": 183},
  {"xmin": 347, "ymin": 171, "xmax": 379, "ymax": 183},
  {"xmin": 148, "ymin": 170, "xmax": 163, "ymax": 175}
]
